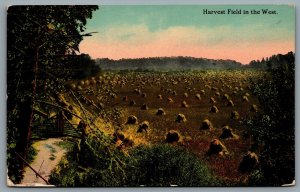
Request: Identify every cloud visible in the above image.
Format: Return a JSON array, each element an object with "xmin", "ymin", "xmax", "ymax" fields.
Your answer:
[{"xmin": 79, "ymin": 24, "xmax": 294, "ymax": 64}]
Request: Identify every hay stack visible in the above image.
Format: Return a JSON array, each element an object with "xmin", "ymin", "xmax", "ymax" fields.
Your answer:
[
  {"xmin": 210, "ymin": 97, "xmax": 216, "ymax": 103},
  {"xmin": 157, "ymin": 94, "xmax": 163, "ymax": 100},
  {"xmin": 181, "ymin": 101, "xmax": 189, "ymax": 108},
  {"xmin": 201, "ymin": 119, "xmax": 213, "ymax": 130},
  {"xmin": 175, "ymin": 113, "xmax": 187, "ymax": 123},
  {"xmin": 210, "ymin": 105, "xmax": 219, "ymax": 113},
  {"xmin": 84, "ymin": 80, "xmax": 90, "ymax": 86},
  {"xmin": 113, "ymin": 129, "xmax": 125, "ymax": 142},
  {"xmin": 126, "ymin": 115, "xmax": 138, "ymax": 124},
  {"xmin": 79, "ymin": 80, "xmax": 85, "ymax": 86},
  {"xmin": 230, "ymin": 111, "xmax": 240, "ymax": 119},
  {"xmin": 77, "ymin": 85, "xmax": 83, "ymax": 91},
  {"xmin": 140, "ymin": 104, "xmax": 149, "ymax": 110},
  {"xmin": 123, "ymin": 135, "xmax": 134, "ymax": 147},
  {"xmin": 250, "ymin": 104, "xmax": 258, "ymax": 112},
  {"xmin": 129, "ymin": 100, "xmax": 136, "ymax": 106},
  {"xmin": 156, "ymin": 108, "xmax": 166, "ymax": 116},
  {"xmin": 222, "ymin": 94, "xmax": 230, "ymax": 100},
  {"xmin": 110, "ymin": 93, "xmax": 117, "ymax": 99},
  {"xmin": 211, "ymin": 87, "xmax": 218, "ymax": 91},
  {"xmin": 207, "ymin": 139, "xmax": 228, "ymax": 156},
  {"xmin": 227, "ymin": 99, "xmax": 234, "ymax": 107},
  {"xmin": 195, "ymin": 93, "xmax": 201, "ymax": 100},
  {"xmin": 167, "ymin": 97, "xmax": 174, "ymax": 103},
  {"xmin": 165, "ymin": 130, "xmax": 181, "ymax": 143},
  {"xmin": 219, "ymin": 126, "xmax": 239, "ymax": 140},
  {"xmin": 134, "ymin": 88, "xmax": 141, "ymax": 95},
  {"xmin": 239, "ymin": 151, "xmax": 259, "ymax": 173},
  {"xmin": 242, "ymin": 95, "xmax": 249, "ymax": 102},
  {"xmin": 70, "ymin": 83, "xmax": 76, "ymax": 90},
  {"xmin": 137, "ymin": 121, "xmax": 150, "ymax": 133}
]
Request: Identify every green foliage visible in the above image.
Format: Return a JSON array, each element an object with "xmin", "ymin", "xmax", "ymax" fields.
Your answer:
[
  {"xmin": 26, "ymin": 144, "xmax": 38, "ymax": 164},
  {"xmin": 7, "ymin": 5, "xmax": 98, "ymax": 183},
  {"xmin": 125, "ymin": 144, "xmax": 221, "ymax": 187},
  {"xmin": 49, "ymin": 131, "xmax": 128, "ymax": 187},
  {"xmin": 67, "ymin": 54, "xmax": 101, "ymax": 79},
  {"xmin": 50, "ymin": 136, "xmax": 221, "ymax": 187},
  {"xmin": 247, "ymin": 52, "xmax": 295, "ymax": 185},
  {"xmin": 248, "ymin": 169, "xmax": 265, "ymax": 186}
]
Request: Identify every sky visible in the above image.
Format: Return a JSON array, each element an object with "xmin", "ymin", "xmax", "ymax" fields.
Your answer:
[{"xmin": 79, "ymin": 5, "xmax": 295, "ymax": 64}]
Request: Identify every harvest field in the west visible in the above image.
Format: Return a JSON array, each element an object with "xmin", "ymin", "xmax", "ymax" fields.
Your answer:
[{"xmin": 7, "ymin": 5, "xmax": 295, "ymax": 187}]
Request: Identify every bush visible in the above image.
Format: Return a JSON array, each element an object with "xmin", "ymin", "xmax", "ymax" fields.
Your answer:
[
  {"xmin": 50, "ymin": 141, "xmax": 221, "ymax": 186},
  {"xmin": 247, "ymin": 52, "xmax": 295, "ymax": 186},
  {"xmin": 125, "ymin": 144, "xmax": 220, "ymax": 186}
]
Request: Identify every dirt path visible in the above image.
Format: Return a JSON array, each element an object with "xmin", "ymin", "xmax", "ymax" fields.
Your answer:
[{"xmin": 21, "ymin": 138, "xmax": 66, "ymax": 185}]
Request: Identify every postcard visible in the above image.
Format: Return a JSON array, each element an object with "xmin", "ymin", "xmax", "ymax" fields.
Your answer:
[{"xmin": 7, "ymin": 4, "xmax": 295, "ymax": 187}]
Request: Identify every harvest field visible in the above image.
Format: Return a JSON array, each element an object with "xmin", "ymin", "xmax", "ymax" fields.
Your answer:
[{"xmin": 55, "ymin": 70, "xmax": 263, "ymax": 185}]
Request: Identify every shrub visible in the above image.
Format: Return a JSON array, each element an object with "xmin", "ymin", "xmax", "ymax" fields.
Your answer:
[
  {"xmin": 247, "ymin": 52, "xmax": 295, "ymax": 185},
  {"xmin": 126, "ymin": 145, "xmax": 221, "ymax": 186},
  {"xmin": 50, "ymin": 141, "xmax": 221, "ymax": 186}
]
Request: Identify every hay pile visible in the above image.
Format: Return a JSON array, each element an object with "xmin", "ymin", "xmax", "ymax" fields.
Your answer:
[
  {"xmin": 201, "ymin": 119, "xmax": 213, "ymax": 130},
  {"xmin": 227, "ymin": 99, "xmax": 234, "ymax": 107},
  {"xmin": 129, "ymin": 100, "xmax": 136, "ymax": 106},
  {"xmin": 175, "ymin": 113, "xmax": 187, "ymax": 123},
  {"xmin": 167, "ymin": 97, "xmax": 174, "ymax": 103},
  {"xmin": 210, "ymin": 105, "xmax": 219, "ymax": 113},
  {"xmin": 126, "ymin": 115, "xmax": 138, "ymax": 124},
  {"xmin": 140, "ymin": 104, "xmax": 149, "ymax": 110},
  {"xmin": 195, "ymin": 93, "xmax": 201, "ymax": 100},
  {"xmin": 242, "ymin": 95, "xmax": 249, "ymax": 102},
  {"xmin": 239, "ymin": 151, "xmax": 259, "ymax": 172},
  {"xmin": 207, "ymin": 139, "xmax": 228, "ymax": 156},
  {"xmin": 181, "ymin": 101, "xmax": 189, "ymax": 108},
  {"xmin": 219, "ymin": 126, "xmax": 239, "ymax": 140},
  {"xmin": 137, "ymin": 121, "xmax": 150, "ymax": 133},
  {"xmin": 222, "ymin": 94, "xmax": 230, "ymax": 100},
  {"xmin": 210, "ymin": 97, "xmax": 216, "ymax": 103},
  {"xmin": 230, "ymin": 111, "xmax": 240, "ymax": 119},
  {"xmin": 156, "ymin": 108, "xmax": 166, "ymax": 116},
  {"xmin": 165, "ymin": 130, "xmax": 182, "ymax": 143},
  {"xmin": 250, "ymin": 104, "xmax": 258, "ymax": 112},
  {"xmin": 113, "ymin": 129, "xmax": 125, "ymax": 142},
  {"xmin": 157, "ymin": 94, "xmax": 163, "ymax": 100}
]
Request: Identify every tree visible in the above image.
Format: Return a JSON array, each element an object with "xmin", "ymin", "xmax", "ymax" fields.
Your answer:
[
  {"xmin": 7, "ymin": 5, "xmax": 98, "ymax": 183},
  {"xmin": 248, "ymin": 52, "xmax": 295, "ymax": 185}
]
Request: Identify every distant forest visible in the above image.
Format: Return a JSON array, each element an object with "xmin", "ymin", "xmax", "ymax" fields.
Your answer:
[
  {"xmin": 95, "ymin": 57, "xmax": 243, "ymax": 71},
  {"xmin": 95, "ymin": 52, "xmax": 294, "ymax": 71}
]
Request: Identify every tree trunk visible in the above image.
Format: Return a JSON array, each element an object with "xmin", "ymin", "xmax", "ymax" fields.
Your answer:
[{"xmin": 15, "ymin": 46, "xmax": 39, "ymax": 168}]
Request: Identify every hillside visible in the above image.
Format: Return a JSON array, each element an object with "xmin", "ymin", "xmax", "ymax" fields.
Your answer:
[{"xmin": 95, "ymin": 56, "xmax": 243, "ymax": 71}]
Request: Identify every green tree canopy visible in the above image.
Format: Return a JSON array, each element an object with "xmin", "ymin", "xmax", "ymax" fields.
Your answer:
[{"xmin": 7, "ymin": 5, "xmax": 98, "ymax": 183}]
